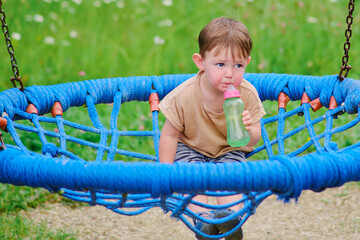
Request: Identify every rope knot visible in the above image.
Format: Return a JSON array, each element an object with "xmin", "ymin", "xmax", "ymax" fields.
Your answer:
[
  {"xmin": 328, "ymin": 142, "xmax": 339, "ymax": 152},
  {"xmin": 41, "ymin": 143, "xmax": 59, "ymax": 157},
  {"xmin": 271, "ymin": 155, "xmax": 303, "ymax": 202}
]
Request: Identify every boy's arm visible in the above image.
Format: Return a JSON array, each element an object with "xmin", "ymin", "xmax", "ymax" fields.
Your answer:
[
  {"xmin": 159, "ymin": 119, "xmax": 181, "ymax": 164},
  {"xmin": 242, "ymin": 110, "xmax": 262, "ymax": 147}
]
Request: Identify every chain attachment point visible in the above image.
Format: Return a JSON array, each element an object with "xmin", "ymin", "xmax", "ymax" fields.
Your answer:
[
  {"xmin": 10, "ymin": 76, "xmax": 25, "ymax": 91},
  {"xmin": 1, "ymin": 1, "xmax": 25, "ymax": 91},
  {"xmin": 0, "ymin": 131, "xmax": 6, "ymax": 150},
  {"xmin": 338, "ymin": 0, "xmax": 355, "ymax": 81}
]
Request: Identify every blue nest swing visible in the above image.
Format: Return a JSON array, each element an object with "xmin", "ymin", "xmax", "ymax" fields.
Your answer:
[
  {"xmin": 0, "ymin": 73, "xmax": 359, "ymax": 239},
  {"xmin": 0, "ymin": 2, "xmax": 360, "ymax": 239}
]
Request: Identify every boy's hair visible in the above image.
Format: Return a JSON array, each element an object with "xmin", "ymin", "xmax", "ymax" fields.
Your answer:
[{"xmin": 198, "ymin": 17, "xmax": 252, "ymax": 59}]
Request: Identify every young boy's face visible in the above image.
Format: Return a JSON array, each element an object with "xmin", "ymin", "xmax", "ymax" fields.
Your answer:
[{"xmin": 200, "ymin": 46, "xmax": 251, "ymax": 93}]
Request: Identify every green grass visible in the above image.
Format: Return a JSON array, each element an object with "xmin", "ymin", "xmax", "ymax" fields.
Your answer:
[
  {"xmin": 0, "ymin": 0, "xmax": 360, "ymax": 238},
  {"xmin": 1, "ymin": 0, "xmax": 359, "ymax": 89},
  {"xmin": 0, "ymin": 212, "xmax": 76, "ymax": 239},
  {"xmin": 0, "ymin": 183, "xmax": 82, "ymax": 239},
  {"xmin": 0, "ymin": 184, "xmax": 83, "ymax": 214},
  {"xmin": 0, "ymin": 185, "xmax": 58, "ymax": 213}
]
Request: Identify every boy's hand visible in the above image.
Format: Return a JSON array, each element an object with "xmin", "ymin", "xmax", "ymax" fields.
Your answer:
[{"xmin": 242, "ymin": 110, "xmax": 252, "ymax": 131}]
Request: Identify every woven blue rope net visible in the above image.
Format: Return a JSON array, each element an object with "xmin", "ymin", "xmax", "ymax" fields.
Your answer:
[{"xmin": 0, "ymin": 73, "xmax": 359, "ymax": 238}]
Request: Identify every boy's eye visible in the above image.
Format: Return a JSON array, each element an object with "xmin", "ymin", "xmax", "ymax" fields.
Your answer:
[
  {"xmin": 216, "ymin": 63, "xmax": 224, "ymax": 67},
  {"xmin": 235, "ymin": 64, "xmax": 243, "ymax": 68}
]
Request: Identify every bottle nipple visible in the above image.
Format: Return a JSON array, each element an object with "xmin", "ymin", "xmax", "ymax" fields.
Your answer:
[{"xmin": 224, "ymin": 84, "xmax": 241, "ymax": 99}]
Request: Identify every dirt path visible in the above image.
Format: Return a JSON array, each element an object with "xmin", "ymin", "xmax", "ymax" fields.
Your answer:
[{"xmin": 22, "ymin": 183, "xmax": 360, "ymax": 240}]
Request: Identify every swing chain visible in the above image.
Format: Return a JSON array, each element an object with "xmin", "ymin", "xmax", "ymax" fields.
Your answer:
[
  {"xmin": 0, "ymin": 1, "xmax": 25, "ymax": 91},
  {"xmin": 0, "ymin": 131, "xmax": 5, "ymax": 150},
  {"xmin": 338, "ymin": 0, "xmax": 355, "ymax": 81}
]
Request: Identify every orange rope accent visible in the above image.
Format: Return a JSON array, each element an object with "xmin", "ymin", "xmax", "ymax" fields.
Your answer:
[
  {"xmin": 0, "ymin": 117, "xmax": 7, "ymax": 130},
  {"xmin": 300, "ymin": 92, "xmax": 310, "ymax": 104},
  {"xmin": 149, "ymin": 93, "xmax": 160, "ymax": 112},
  {"xmin": 309, "ymin": 98, "xmax": 323, "ymax": 112},
  {"xmin": 26, "ymin": 104, "xmax": 38, "ymax": 114},
  {"xmin": 278, "ymin": 92, "xmax": 290, "ymax": 109},
  {"xmin": 329, "ymin": 96, "xmax": 338, "ymax": 110},
  {"xmin": 52, "ymin": 101, "xmax": 63, "ymax": 117}
]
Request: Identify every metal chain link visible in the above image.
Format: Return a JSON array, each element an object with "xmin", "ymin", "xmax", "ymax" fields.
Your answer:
[
  {"xmin": 338, "ymin": 0, "xmax": 355, "ymax": 81},
  {"xmin": 0, "ymin": 0, "xmax": 24, "ymax": 91},
  {"xmin": 0, "ymin": 131, "xmax": 5, "ymax": 150}
]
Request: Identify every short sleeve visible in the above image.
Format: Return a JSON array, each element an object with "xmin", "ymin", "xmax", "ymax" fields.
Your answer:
[{"xmin": 159, "ymin": 90, "xmax": 185, "ymax": 132}]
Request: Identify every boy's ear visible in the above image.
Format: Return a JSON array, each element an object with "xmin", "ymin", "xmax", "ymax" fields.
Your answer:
[
  {"xmin": 192, "ymin": 53, "xmax": 204, "ymax": 71},
  {"xmin": 247, "ymin": 56, "xmax": 251, "ymax": 65}
]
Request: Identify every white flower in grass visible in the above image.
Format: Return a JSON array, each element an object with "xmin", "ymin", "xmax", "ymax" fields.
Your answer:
[
  {"xmin": 113, "ymin": 14, "xmax": 119, "ymax": 21},
  {"xmin": 307, "ymin": 16, "xmax": 318, "ymax": 23},
  {"xmin": 50, "ymin": 23, "xmax": 57, "ymax": 33},
  {"xmin": 49, "ymin": 12, "xmax": 58, "ymax": 20},
  {"xmin": 43, "ymin": 0, "xmax": 52, "ymax": 3},
  {"xmin": 34, "ymin": 14, "xmax": 44, "ymax": 23},
  {"xmin": 158, "ymin": 19, "xmax": 173, "ymax": 27},
  {"xmin": 25, "ymin": 14, "xmax": 33, "ymax": 22},
  {"xmin": 93, "ymin": 1, "xmax": 102, "ymax": 7},
  {"xmin": 116, "ymin": 2, "xmax": 125, "ymax": 8},
  {"xmin": 72, "ymin": 0, "xmax": 82, "ymax": 4},
  {"xmin": 11, "ymin": 32, "xmax": 21, "ymax": 40},
  {"xmin": 61, "ymin": 1, "xmax": 70, "ymax": 9},
  {"xmin": 257, "ymin": 61, "xmax": 266, "ymax": 71},
  {"xmin": 162, "ymin": 0, "xmax": 172, "ymax": 7},
  {"xmin": 62, "ymin": 40, "xmax": 71, "ymax": 46},
  {"xmin": 68, "ymin": 8, "xmax": 76, "ymax": 15},
  {"xmin": 69, "ymin": 30, "xmax": 78, "ymax": 38},
  {"xmin": 44, "ymin": 36, "xmax": 55, "ymax": 45},
  {"xmin": 103, "ymin": 0, "xmax": 113, "ymax": 4},
  {"xmin": 154, "ymin": 36, "xmax": 165, "ymax": 45}
]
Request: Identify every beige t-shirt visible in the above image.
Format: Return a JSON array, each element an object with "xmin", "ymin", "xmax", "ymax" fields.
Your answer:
[{"xmin": 159, "ymin": 73, "xmax": 266, "ymax": 158}]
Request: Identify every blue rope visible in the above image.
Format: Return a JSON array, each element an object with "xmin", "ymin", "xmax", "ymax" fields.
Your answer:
[
  {"xmin": 0, "ymin": 146, "xmax": 359, "ymax": 198},
  {"xmin": 0, "ymin": 74, "xmax": 359, "ymax": 121}
]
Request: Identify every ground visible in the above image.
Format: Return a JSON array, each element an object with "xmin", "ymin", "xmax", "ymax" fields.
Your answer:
[{"xmin": 22, "ymin": 183, "xmax": 360, "ymax": 240}]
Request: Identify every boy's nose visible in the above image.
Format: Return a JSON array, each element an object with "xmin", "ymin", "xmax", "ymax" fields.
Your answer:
[{"xmin": 225, "ymin": 67, "xmax": 233, "ymax": 78}]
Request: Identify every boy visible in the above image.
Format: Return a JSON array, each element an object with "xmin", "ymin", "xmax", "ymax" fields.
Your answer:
[{"xmin": 159, "ymin": 17, "xmax": 266, "ymax": 240}]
